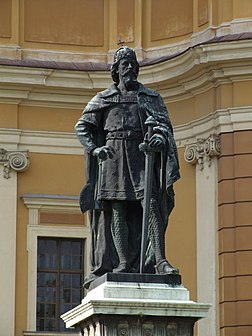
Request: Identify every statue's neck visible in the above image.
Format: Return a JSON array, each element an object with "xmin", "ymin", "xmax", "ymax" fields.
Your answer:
[{"xmin": 118, "ymin": 81, "xmax": 138, "ymax": 95}]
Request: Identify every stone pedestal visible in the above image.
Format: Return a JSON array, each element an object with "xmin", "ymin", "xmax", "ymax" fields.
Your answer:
[{"xmin": 61, "ymin": 273, "xmax": 210, "ymax": 336}]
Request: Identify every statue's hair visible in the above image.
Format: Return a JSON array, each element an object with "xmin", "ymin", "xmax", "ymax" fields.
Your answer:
[{"xmin": 111, "ymin": 46, "xmax": 139, "ymax": 85}]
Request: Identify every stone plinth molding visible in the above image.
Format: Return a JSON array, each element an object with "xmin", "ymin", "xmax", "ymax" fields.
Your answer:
[{"xmin": 61, "ymin": 279, "xmax": 210, "ymax": 336}]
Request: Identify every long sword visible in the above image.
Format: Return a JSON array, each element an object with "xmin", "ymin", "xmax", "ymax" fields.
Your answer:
[{"xmin": 139, "ymin": 116, "xmax": 157, "ymax": 274}]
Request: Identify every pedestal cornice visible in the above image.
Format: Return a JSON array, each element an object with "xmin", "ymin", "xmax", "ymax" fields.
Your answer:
[{"xmin": 61, "ymin": 277, "xmax": 210, "ymax": 330}]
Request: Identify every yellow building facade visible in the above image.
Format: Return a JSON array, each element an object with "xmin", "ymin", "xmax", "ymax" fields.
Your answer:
[{"xmin": 0, "ymin": 1, "xmax": 252, "ymax": 335}]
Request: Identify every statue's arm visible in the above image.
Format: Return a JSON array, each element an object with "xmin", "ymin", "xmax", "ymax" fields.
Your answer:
[
  {"xmin": 75, "ymin": 114, "xmax": 115, "ymax": 161},
  {"xmin": 75, "ymin": 117, "xmax": 98, "ymax": 154},
  {"xmin": 143, "ymin": 94, "xmax": 173, "ymax": 152}
]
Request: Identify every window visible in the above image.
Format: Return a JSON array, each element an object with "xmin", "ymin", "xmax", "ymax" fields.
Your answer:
[{"xmin": 37, "ymin": 238, "xmax": 85, "ymax": 332}]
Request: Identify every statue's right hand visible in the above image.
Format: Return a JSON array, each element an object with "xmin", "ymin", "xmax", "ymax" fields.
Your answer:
[{"xmin": 91, "ymin": 146, "xmax": 115, "ymax": 161}]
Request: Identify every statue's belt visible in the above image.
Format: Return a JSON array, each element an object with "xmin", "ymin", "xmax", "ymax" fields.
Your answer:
[{"xmin": 106, "ymin": 130, "xmax": 142, "ymax": 140}]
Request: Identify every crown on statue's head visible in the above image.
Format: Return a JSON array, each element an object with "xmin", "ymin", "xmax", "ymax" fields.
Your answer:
[{"xmin": 113, "ymin": 46, "xmax": 137, "ymax": 63}]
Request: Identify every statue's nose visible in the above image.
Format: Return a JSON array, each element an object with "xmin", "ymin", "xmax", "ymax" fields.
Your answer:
[{"xmin": 128, "ymin": 63, "xmax": 133, "ymax": 69}]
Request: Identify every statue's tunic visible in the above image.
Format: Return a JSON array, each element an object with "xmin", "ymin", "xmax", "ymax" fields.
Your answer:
[
  {"xmin": 76, "ymin": 83, "xmax": 180, "ymax": 213},
  {"xmin": 83, "ymin": 93, "xmax": 145, "ymax": 200}
]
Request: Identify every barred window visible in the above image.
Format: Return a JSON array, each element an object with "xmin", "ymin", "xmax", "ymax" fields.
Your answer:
[{"xmin": 37, "ymin": 237, "xmax": 85, "ymax": 332}]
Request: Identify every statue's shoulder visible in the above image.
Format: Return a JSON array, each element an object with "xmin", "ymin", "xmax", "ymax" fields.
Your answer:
[
  {"xmin": 138, "ymin": 83, "xmax": 159, "ymax": 97},
  {"xmin": 99, "ymin": 84, "xmax": 118, "ymax": 98},
  {"xmin": 84, "ymin": 84, "xmax": 119, "ymax": 112},
  {"xmin": 90, "ymin": 85, "xmax": 118, "ymax": 102}
]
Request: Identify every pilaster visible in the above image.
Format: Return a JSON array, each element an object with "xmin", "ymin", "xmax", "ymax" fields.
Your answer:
[
  {"xmin": 184, "ymin": 134, "xmax": 220, "ymax": 336},
  {"xmin": 0, "ymin": 168, "xmax": 17, "ymax": 335},
  {"xmin": 0, "ymin": 146, "xmax": 29, "ymax": 335}
]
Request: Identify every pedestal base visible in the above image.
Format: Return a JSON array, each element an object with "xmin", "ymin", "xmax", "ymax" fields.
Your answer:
[{"xmin": 61, "ymin": 273, "xmax": 210, "ymax": 336}]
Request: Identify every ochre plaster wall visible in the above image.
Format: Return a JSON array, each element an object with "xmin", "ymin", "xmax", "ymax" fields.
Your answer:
[
  {"xmin": 0, "ymin": 103, "xmax": 18, "ymax": 128},
  {"xmin": 233, "ymin": 0, "xmax": 252, "ymax": 19},
  {"xmin": 167, "ymin": 148, "xmax": 197, "ymax": 300},
  {"xmin": 168, "ymin": 88, "xmax": 217, "ymax": 126},
  {"xmin": 1, "ymin": 0, "xmax": 251, "ymax": 55},
  {"xmin": 22, "ymin": 0, "xmax": 105, "ymax": 48},
  {"xmin": 0, "ymin": 0, "xmax": 12, "ymax": 38},
  {"xmin": 117, "ymin": 0, "xmax": 135, "ymax": 45},
  {"xmin": 18, "ymin": 153, "xmax": 85, "ymax": 196},
  {"xmin": 18, "ymin": 105, "xmax": 82, "ymax": 132},
  {"xmin": 150, "ymin": 0, "xmax": 193, "ymax": 42}
]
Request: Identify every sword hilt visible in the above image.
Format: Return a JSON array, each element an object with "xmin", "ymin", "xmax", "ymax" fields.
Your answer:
[
  {"xmin": 145, "ymin": 116, "xmax": 158, "ymax": 140},
  {"xmin": 138, "ymin": 116, "xmax": 159, "ymax": 152}
]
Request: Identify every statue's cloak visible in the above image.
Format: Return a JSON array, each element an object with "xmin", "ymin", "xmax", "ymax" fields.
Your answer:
[{"xmin": 77, "ymin": 83, "xmax": 180, "ymax": 287}]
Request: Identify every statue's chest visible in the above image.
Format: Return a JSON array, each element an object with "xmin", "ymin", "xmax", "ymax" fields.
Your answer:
[{"xmin": 103, "ymin": 101, "xmax": 140, "ymax": 129}]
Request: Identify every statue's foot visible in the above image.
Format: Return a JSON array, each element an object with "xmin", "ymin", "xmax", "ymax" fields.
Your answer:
[
  {"xmin": 155, "ymin": 259, "xmax": 179, "ymax": 275},
  {"xmin": 113, "ymin": 262, "xmax": 129, "ymax": 273}
]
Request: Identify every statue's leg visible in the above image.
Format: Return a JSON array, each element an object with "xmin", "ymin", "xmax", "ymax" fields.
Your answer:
[
  {"xmin": 148, "ymin": 198, "xmax": 165, "ymax": 262},
  {"xmin": 148, "ymin": 197, "xmax": 179, "ymax": 274},
  {"xmin": 111, "ymin": 201, "xmax": 129, "ymax": 272}
]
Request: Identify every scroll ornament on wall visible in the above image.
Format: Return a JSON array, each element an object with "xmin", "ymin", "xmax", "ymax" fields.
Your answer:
[
  {"xmin": 184, "ymin": 134, "xmax": 221, "ymax": 170},
  {"xmin": 0, "ymin": 148, "xmax": 29, "ymax": 178}
]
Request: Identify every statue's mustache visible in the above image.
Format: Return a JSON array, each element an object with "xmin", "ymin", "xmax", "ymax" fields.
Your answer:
[{"xmin": 122, "ymin": 69, "xmax": 136, "ymax": 77}]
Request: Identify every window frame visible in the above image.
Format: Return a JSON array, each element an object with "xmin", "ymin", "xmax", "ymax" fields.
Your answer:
[
  {"xmin": 23, "ymin": 194, "xmax": 90, "ymax": 334},
  {"xmin": 37, "ymin": 237, "xmax": 85, "ymax": 332}
]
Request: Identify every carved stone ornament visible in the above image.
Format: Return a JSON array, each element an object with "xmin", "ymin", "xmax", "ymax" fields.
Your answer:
[
  {"xmin": 184, "ymin": 134, "xmax": 221, "ymax": 170},
  {"xmin": 118, "ymin": 322, "xmax": 129, "ymax": 336},
  {"xmin": 0, "ymin": 148, "xmax": 29, "ymax": 178}
]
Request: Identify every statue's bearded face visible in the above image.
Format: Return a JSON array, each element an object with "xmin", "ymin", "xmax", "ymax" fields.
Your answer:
[{"xmin": 118, "ymin": 57, "xmax": 138, "ymax": 87}]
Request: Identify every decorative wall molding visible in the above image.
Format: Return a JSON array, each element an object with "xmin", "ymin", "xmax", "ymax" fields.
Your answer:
[
  {"xmin": 0, "ymin": 148, "xmax": 29, "ymax": 178},
  {"xmin": 22, "ymin": 193, "xmax": 81, "ymax": 215},
  {"xmin": 1, "ymin": 39, "xmax": 252, "ymax": 107},
  {"xmin": 174, "ymin": 106, "xmax": 252, "ymax": 147},
  {"xmin": 0, "ymin": 105, "xmax": 251, "ymax": 158},
  {"xmin": 184, "ymin": 134, "xmax": 221, "ymax": 170},
  {"xmin": 0, "ymin": 128, "xmax": 83, "ymax": 155}
]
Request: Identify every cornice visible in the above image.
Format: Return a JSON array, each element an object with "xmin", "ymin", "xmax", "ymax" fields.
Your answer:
[
  {"xmin": 174, "ymin": 106, "xmax": 252, "ymax": 147},
  {"xmin": 0, "ymin": 128, "xmax": 83, "ymax": 155},
  {"xmin": 22, "ymin": 193, "xmax": 80, "ymax": 213},
  {"xmin": 0, "ymin": 39, "xmax": 252, "ymax": 106}
]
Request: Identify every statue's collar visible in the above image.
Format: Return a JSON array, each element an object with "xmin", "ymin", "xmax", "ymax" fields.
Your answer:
[{"xmin": 100, "ymin": 83, "xmax": 158, "ymax": 98}]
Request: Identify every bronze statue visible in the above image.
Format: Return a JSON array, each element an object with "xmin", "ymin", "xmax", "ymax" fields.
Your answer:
[{"xmin": 75, "ymin": 46, "xmax": 180, "ymax": 288}]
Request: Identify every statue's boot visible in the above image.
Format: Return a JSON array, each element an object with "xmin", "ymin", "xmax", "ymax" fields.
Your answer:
[
  {"xmin": 149, "ymin": 198, "xmax": 179, "ymax": 275},
  {"xmin": 111, "ymin": 201, "xmax": 130, "ymax": 273},
  {"xmin": 155, "ymin": 259, "xmax": 179, "ymax": 275}
]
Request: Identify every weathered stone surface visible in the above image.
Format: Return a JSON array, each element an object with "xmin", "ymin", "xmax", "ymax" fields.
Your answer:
[
  {"xmin": 89, "ymin": 272, "xmax": 182, "ymax": 290},
  {"xmin": 61, "ymin": 280, "xmax": 210, "ymax": 335}
]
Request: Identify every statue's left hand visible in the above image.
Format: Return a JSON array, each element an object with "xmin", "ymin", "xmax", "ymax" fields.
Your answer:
[{"xmin": 148, "ymin": 134, "xmax": 164, "ymax": 152}]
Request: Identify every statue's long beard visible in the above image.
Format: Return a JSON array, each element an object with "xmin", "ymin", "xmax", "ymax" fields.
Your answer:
[{"xmin": 122, "ymin": 73, "xmax": 138, "ymax": 88}]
